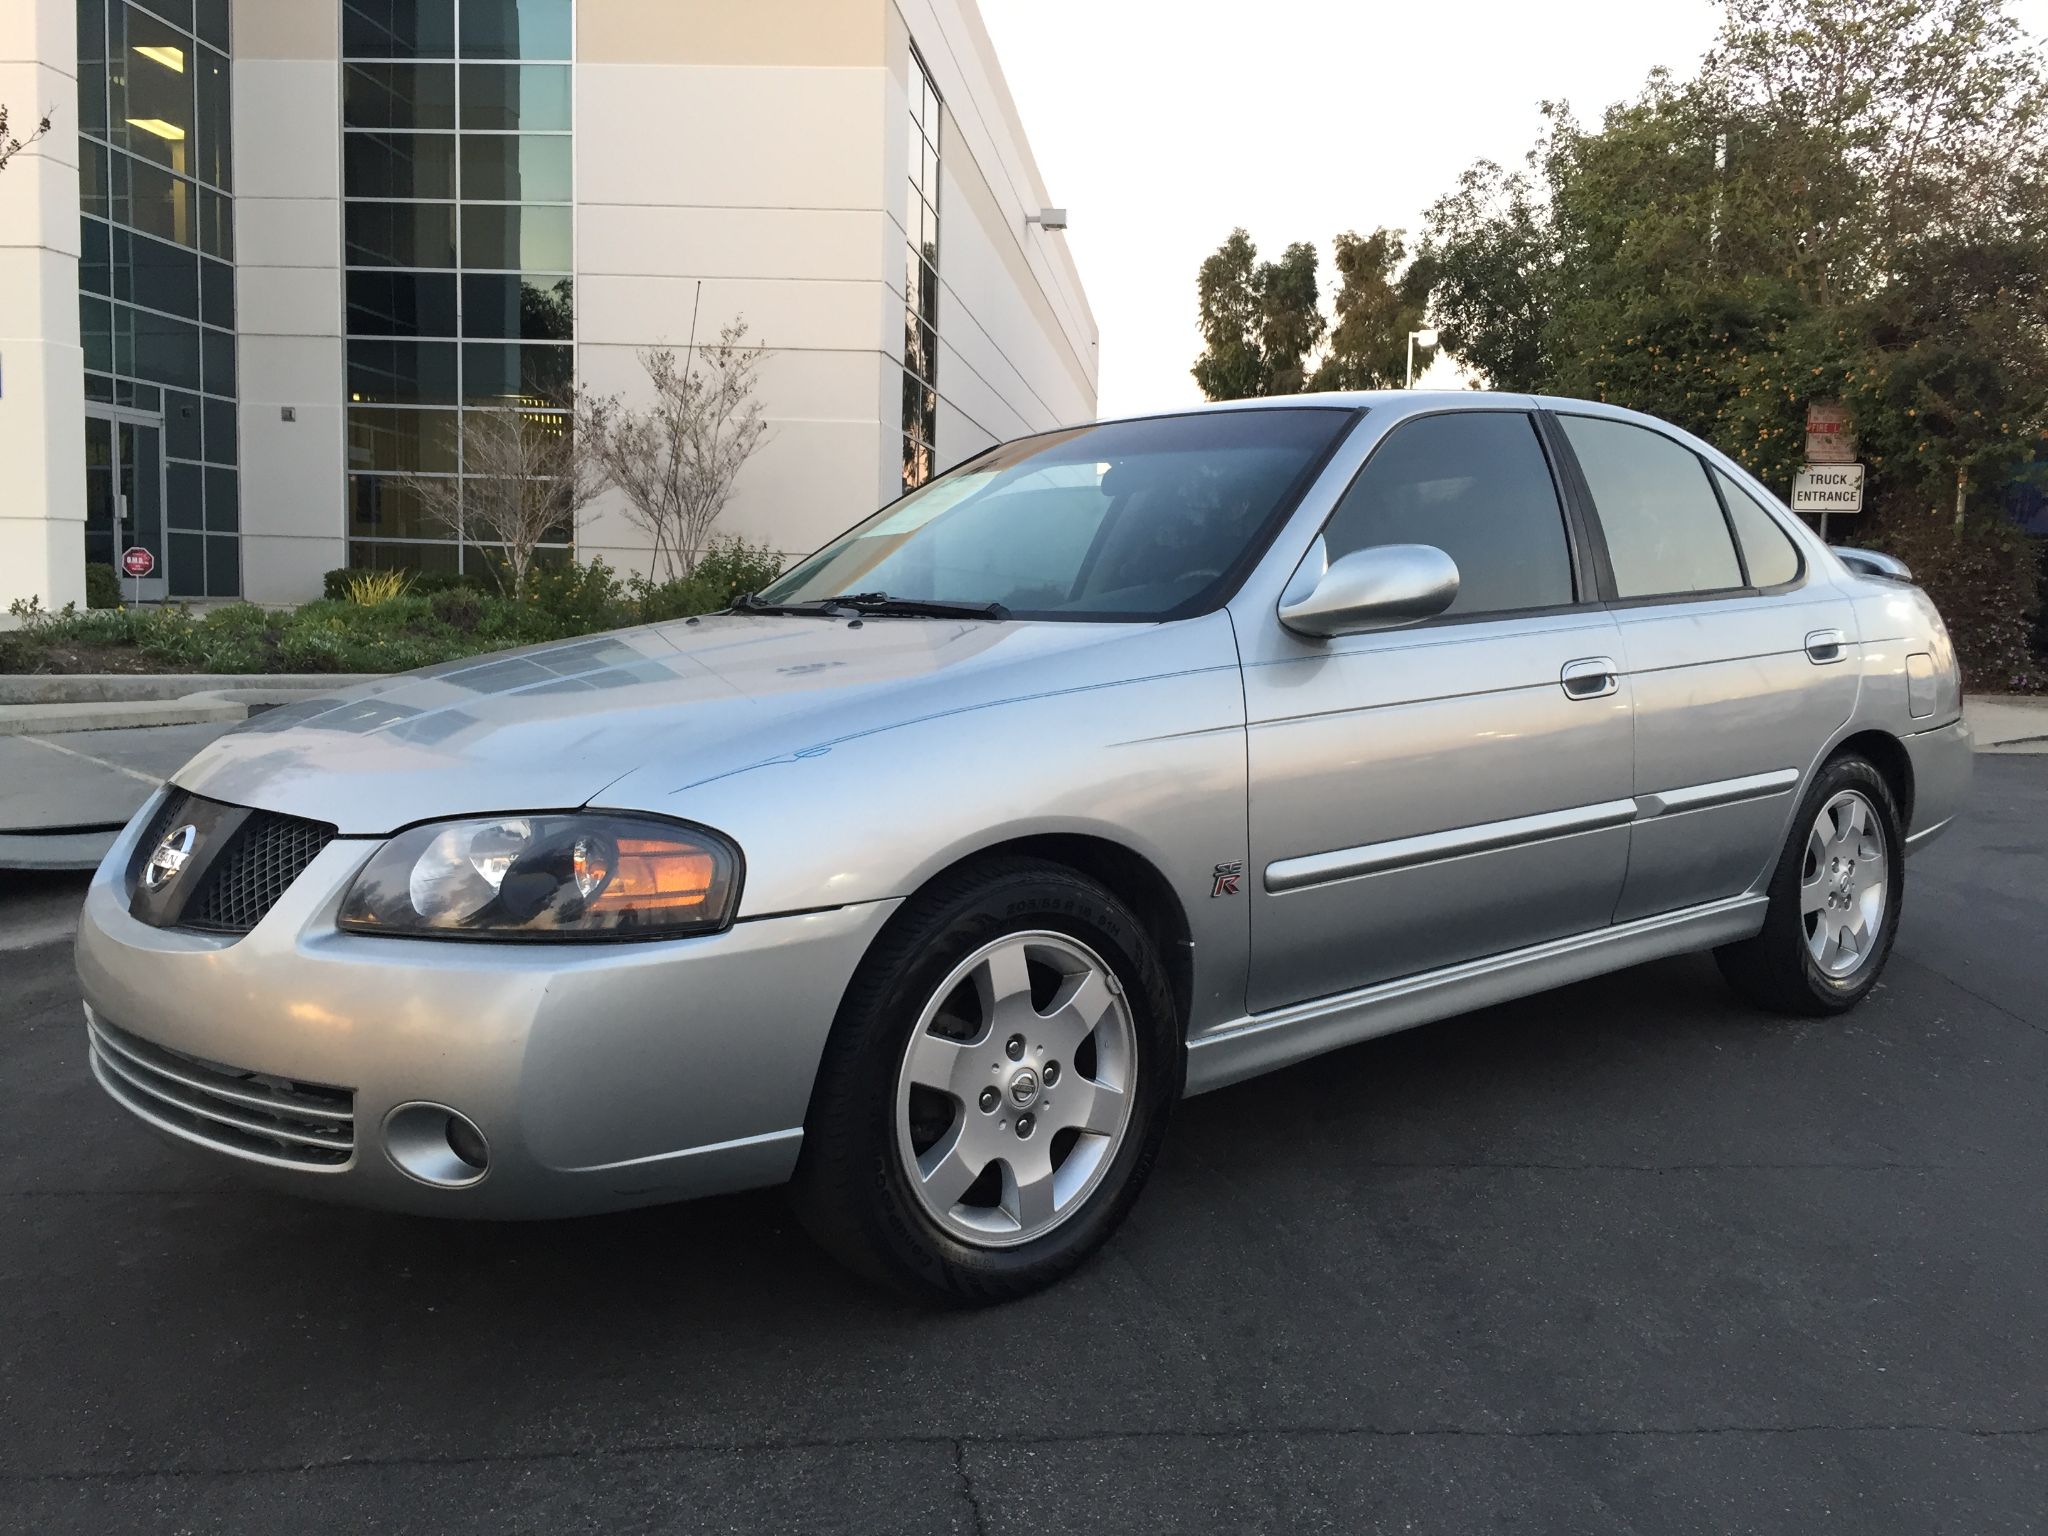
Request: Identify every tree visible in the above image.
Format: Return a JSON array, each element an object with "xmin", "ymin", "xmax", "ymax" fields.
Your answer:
[
  {"xmin": 1418, "ymin": 0, "xmax": 2048, "ymax": 513},
  {"xmin": 1313, "ymin": 228, "xmax": 1435, "ymax": 391},
  {"xmin": 394, "ymin": 397, "xmax": 605, "ymax": 598},
  {"xmin": 1192, "ymin": 230, "xmax": 1269, "ymax": 401},
  {"xmin": 1191, "ymin": 230, "xmax": 1326, "ymax": 400},
  {"xmin": 1258, "ymin": 241, "xmax": 1325, "ymax": 394},
  {"xmin": 583, "ymin": 316, "xmax": 770, "ymax": 580},
  {"xmin": 0, "ymin": 104, "xmax": 52, "ymax": 174}
]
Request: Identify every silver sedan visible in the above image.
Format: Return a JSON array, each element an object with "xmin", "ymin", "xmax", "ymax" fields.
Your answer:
[{"xmin": 77, "ymin": 392, "xmax": 1971, "ymax": 1301}]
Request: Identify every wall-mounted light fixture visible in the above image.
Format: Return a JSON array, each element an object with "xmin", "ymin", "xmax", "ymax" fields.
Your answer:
[{"xmin": 1024, "ymin": 207, "xmax": 1068, "ymax": 232}]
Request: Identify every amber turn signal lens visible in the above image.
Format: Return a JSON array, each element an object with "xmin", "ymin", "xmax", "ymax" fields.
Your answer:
[{"xmin": 587, "ymin": 840, "xmax": 716, "ymax": 913}]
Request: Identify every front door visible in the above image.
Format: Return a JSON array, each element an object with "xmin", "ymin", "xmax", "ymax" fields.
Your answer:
[
  {"xmin": 1241, "ymin": 407, "xmax": 1636, "ymax": 1014},
  {"xmin": 84, "ymin": 406, "xmax": 168, "ymax": 602},
  {"xmin": 1548, "ymin": 412, "xmax": 1860, "ymax": 920}
]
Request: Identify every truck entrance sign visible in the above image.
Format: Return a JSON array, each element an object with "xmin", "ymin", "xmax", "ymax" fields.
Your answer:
[{"xmin": 1791, "ymin": 463, "xmax": 1865, "ymax": 514}]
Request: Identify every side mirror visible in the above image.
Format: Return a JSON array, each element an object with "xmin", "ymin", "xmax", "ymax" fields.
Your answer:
[
  {"xmin": 1278, "ymin": 542, "xmax": 1460, "ymax": 639},
  {"xmin": 1833, "ymin": 546, "xmax": 1912, "ymax": 582}
]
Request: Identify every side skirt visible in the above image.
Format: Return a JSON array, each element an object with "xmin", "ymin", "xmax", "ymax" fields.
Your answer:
[{"xmin": 1183, "ymin": 894, "xmax": 1769, "ymax": 1096}]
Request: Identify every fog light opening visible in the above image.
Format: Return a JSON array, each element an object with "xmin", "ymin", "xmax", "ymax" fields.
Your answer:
[{"xmin": 383, "ymin": 1102, "xmax": 491, "ymax": 1188}]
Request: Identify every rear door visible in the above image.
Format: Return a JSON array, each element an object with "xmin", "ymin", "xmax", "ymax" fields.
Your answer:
[
  {"xmin": 1241, "ymin": 407, "xmax": 1635, "ymax": 1013},
  {"xmin": 1549, "ymin": 412, "xmax": 1859, "ymax": 921}
]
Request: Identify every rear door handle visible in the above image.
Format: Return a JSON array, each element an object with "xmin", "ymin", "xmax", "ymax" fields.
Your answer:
[
  {"xmin": 1805, "ymin": 629, "xmax": 1848, "ymax": 664},
  {"xmin": 1560, "ymin": 656, "xmax": 1619, "ymax": 700}
]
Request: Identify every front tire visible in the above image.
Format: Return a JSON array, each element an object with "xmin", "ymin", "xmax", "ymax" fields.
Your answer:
[
  {"xmin": 1715, "ymin": 754, "xmax": 1904, "ymax": 1016},
  {"xmin": 791, "ymin": 857, "xmax": 1180, "ymax": 1304}
]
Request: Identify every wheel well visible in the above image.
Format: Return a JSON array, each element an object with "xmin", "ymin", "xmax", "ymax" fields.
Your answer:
[
  {"xmin": 1833, "ymin": 729, "xmax": 1915, "ymax": 831},
  {"xmin": 921, "ymin": 834, "xmax": 1195, "ymax": 1030}
]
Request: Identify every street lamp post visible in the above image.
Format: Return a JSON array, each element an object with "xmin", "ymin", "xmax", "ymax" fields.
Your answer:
[{"xmin": 1405, "ymin": 328, "xmax": 1439, "ymax": 389}]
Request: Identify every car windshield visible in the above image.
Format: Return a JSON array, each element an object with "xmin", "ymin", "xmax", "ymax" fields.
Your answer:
[{"xmin": 755, "ymin": 408, "xmax": 1358, "ymax": 621}]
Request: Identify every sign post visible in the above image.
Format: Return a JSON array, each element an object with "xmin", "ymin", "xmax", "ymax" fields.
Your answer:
[{"xmin": 120, "ymin": 545, "xmax": 154, "ymax": 607}]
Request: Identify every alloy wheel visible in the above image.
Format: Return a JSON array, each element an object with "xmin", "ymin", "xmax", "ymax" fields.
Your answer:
[
  {"xmin": 893, "ymin": 930, "xmax": 1137, "ymax": 1248},
  {"xmin": 1801, "ymin": 788, "xmax": 1889, "ymax": 978}
]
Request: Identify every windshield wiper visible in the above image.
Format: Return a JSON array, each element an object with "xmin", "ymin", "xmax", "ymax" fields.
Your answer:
[
  {"xmin": 728, "ymin": 591, "xmax": 1009, "ymax": 621},
  {"xmin": 829, "ymin": 592, "xmax": 1011, "ymax": 620},
  {"xmin": 727, "ymin": 592, "xmax": 858, "ymax": 618}
]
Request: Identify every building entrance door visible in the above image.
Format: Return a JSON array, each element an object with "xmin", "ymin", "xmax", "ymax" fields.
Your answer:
[{"xmin": 84, "ymin": 405, "xmax": 168, "ymax": 602}]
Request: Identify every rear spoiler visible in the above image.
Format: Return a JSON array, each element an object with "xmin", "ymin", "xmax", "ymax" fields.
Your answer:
[{"xmin": 1833, "ymin": 547, "xmax": 1913, "ymax": 583}]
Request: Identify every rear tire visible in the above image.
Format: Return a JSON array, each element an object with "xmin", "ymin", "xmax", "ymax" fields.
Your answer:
[
  {"xmin": 790, "ymin": 857, "xmax": 1180, "ymax": 1304},
  {"xmin": 1715, "ymin": 754, "xmax": 1904, "ymax": 1016}
]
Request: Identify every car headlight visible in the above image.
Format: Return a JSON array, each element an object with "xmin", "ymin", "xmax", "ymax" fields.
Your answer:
[{"xmin": 338, "ymin": 813, "xmax": 741, "ymax": 940}]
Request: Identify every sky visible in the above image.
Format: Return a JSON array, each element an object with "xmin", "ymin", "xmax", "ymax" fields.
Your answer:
[{"xmin": 978, "ymin": 0, "xmax": 2048, "ymax": 417}]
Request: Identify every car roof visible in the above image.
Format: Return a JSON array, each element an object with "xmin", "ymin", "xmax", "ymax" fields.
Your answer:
[{"xmin": 1086, "ymin": 389, "xmax": 1662, "ymax": 428}]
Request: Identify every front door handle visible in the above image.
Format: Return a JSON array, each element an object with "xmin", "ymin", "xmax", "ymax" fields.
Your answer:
[
  {"xmin": 1560, "ymin": 656, "xmax": 1619, "ymax": 700},
  {"xmin": 1805, "ymin": 629, "xmax": 1848, "ymax": 664}
]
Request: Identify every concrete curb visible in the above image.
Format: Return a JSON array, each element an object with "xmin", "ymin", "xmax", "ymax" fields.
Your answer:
[
  {"xmin": 0, "ymin": 672, "xmax": 381, "ymax": 734},
  {"xmin": 0, "ymin": 697, "xmax": 249, "ymax": 736},
  {"xmin": 0, "ymin": 673, "xmax": 383, "ymax": 705}
]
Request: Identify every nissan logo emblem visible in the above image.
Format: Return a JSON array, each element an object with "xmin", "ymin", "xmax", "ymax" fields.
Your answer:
[{"xmin": 144, "ymin": 824, "xmax": 198, "ymax": 891}]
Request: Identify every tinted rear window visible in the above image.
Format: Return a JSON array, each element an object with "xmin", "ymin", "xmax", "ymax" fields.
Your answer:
[{"xmin": 1560, "ymin": 415, "xmax": 1742, "ymax": 598}]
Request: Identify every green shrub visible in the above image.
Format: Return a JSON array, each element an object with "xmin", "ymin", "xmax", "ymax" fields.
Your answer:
[
  {"xmin": 85, "ymin": 563, "xmax": 122, "ymax": 609},
  {"xmin": 322, "ymin": 566, "xmax": 479, "ymax": 601},
  {"xmin": 626, "ymin": 538, "xmax": 787, "ymax": 622},
  {"xmin": 1865, "ymin": 506, "xmax": 2045, "ymax": 692},
  {"xmin": 5, "ymin": 548, "xmax": 787, "ymax": 676},
  {"xmin": 341, "ymin": 569, "xmax": 412, "ymax": 605},
  {"xmin": 430, "ymin": 586, "xmax": 485, "ymax": 633},
  {"xmin": 524, "ymin": 556, "xmax": 625, "ymax": 635},
  {"xmin": 691, "ymin": 537, "xmax": 788, "ymax": 606}
]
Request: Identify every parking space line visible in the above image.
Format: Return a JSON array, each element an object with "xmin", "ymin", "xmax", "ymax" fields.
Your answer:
[{"xmin": 18, "ymin": 735, "xmax": 163, "ymax": 786}]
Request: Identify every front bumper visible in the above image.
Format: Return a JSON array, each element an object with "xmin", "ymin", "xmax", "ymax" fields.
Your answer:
[{"xmin": 76, "ymin": 799, "xmax": 900, "ymax": 1217}]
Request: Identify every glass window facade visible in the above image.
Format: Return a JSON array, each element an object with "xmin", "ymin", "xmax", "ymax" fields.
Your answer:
[
  {"xmin": 902, "ymin": 48, "xmax": 940, "ymax": 492},
  {"xmin": 342, "ymin": 0, "xmax": 574, "ymax": 576},
  {"xmin": 76, "ymin": 0, "xmax": 238, "ymax": 596}
]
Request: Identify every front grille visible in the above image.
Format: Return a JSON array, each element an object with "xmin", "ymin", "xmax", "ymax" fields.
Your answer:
[
  {"xmin": 183, "ymin": 811, "xmax": 336, "ymax": 934},
  {"xmin": 86, "ymin": 1012, "xmax": 355, "ymax": 1170}
]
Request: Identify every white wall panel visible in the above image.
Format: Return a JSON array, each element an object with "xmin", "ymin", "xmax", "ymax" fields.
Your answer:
[
  {"xmin": 577, "ymin": 65, "xmax": 888, "ymax": 210},
  {"xmin": 0, "ymin": 2, "xmax": 85, "ymax": 612},
  {"xmin": 232, "ymin": 61, "xmax": 340, "ymax": 201},
  {"xmin": 578, "ymin": 273, "xmax": 891, "ymax": 355},
  {"xmin": 578, "ymin": 204, "xmax": 890, "ymax": 284}
]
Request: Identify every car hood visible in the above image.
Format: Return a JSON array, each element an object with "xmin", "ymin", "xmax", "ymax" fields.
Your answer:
[{"xmin": 170, "ymin": 614, "xmax": 1209, "ymax": 834}]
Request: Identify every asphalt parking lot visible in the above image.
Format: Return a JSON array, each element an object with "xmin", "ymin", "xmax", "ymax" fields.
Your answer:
[{"xmin": 3, "ymin": 757, "xmax": 2044, "ymax": 1534}]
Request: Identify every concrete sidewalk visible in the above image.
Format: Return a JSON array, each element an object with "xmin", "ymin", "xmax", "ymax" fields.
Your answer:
[{"xmin": 1966, "ymin": 693, "xmax": 2048, "ymax": 751}]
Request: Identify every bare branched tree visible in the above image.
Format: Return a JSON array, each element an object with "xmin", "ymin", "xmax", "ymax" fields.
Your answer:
[
  {"xmin": 394, "ymin": 398, "xmax": 605, "ymax": 598},
  {"xmin": 582, "ymin": 311, "xmax": 770, "ymax": 580},
  {"xmin": 0, "ymin": 104, "xmax": 54, "ymax": 175}
]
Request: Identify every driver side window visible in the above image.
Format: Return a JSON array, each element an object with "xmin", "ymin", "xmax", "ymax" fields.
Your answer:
[{"xmin": 1322, "ymin": 411, "xmax": 1576, "ymax": 617}]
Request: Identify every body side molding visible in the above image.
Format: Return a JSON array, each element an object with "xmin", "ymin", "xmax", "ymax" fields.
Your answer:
[
  {"xmin": 1263, "ymin": 800, "xmax": 1637, "ymax": 894},
  {"xmin": 1265, "ymin": 770, "xmax": 1802, "ymax": 897}
]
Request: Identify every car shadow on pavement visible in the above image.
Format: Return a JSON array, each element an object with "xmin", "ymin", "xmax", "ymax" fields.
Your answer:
[{"xmin": 103, "ymin": 948, "xmax": 1773, "ymax": 1336}]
